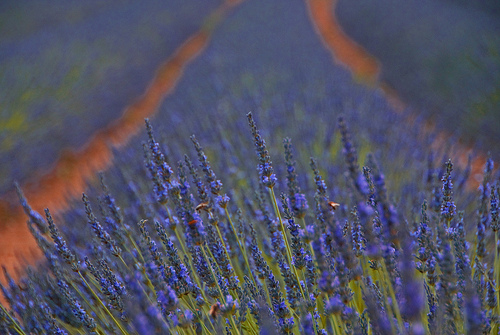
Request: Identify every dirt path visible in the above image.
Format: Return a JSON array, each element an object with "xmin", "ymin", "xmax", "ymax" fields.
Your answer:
[
  {"xmin": 0, "ymin": 0, "xmax": 240, "ymax": 284},
  {"xmin": 306, "ymin": 0, "xmax": 379, "ymax": 84}
]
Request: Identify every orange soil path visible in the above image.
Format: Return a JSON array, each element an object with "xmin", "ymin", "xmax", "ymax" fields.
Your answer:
[
  {"xmin": 305, "ymin": 0, "xmax": 488, "ymax": 185},
  {"xmin": 306, "ymin": 0, "xmax": 380, "ymax": 84},
  {"xmin": 0, "ymin": 1, "xmax": 240, "ymax": 284}
]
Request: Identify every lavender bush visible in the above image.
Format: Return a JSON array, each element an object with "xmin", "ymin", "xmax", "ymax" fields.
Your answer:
[{"xmin": 1, "ymin": 111, "xmax": 499, "ymax": 334}]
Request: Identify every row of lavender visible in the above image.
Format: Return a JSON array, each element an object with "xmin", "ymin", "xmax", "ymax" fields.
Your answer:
[
  {"xmin": 1, "ymin": 110, "xmax": 498, "ymax": 334},
  {"xmin": 0, "ymin": 0, "xmax": 222, "ymax": 194}
]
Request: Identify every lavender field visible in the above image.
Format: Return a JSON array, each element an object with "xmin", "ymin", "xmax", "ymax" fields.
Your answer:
[{"xmin": 1, "ymin": 0, "xmax": 499, "ymax": 334}]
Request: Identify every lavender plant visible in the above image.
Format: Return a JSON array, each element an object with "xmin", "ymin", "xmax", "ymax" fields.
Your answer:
[{"xmin": 1, "ymin": 112, "xmax": 499, "ymax": 334}]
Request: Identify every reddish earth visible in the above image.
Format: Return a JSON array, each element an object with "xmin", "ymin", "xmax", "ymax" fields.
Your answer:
[
  {"xmin": 306, "ymin": 0, "xmax": 380, "ymax": 84},
  {"xmin": 0, "ymin": 0, "xmax": 239, "ymax": 286}
]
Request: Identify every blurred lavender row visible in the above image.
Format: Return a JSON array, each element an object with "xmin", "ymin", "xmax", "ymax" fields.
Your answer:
[
  {"xmin": 0, "ymin": 0, "xmax": 222, "ymax": 194},
  {"xmin": 335, "ymin": 0, "xmax": 500, "ymax": 151}
]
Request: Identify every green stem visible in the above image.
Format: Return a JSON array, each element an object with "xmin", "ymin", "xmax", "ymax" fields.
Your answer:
[
  {"xmin": 172, "ymin": 224, "xmax": 206, "ymax": 296},
  {"xmin": 224, "ymin": 207, "xmax": 259, "ymax": 288},
  {"xmin": 200, "ymin": 246, "xmax": 241, "ymax": 335},
  {"xmin": 370, "ymin": 265, "xmax": 397, "ymax": 334},
  {"xmin": 202, "ymin": 245, "xmax": 227, "ymax": 305},
  {"xmin": 244, "ymin": 316, "xmax": 260, "ymax": 335},
  {"xmin": 381, "ymin": 260, "xmax": 404, "ymax": 333},
  {"xmin": 269, "ymin": 188, "xmax": 320, "ymax": 334},
  {"xmin": 416, "ymin": 271, "xmax": 430, "ymax": 335},
  {"xmin": 56, "ymin": 317, "xmax": 88, "ymax": 334},
  {"xmin": 268, "ymin": 188, "xmax": 306, "ymax": 300},
  {"xmin": 0, "ymin": 304, "xmax": 26, "ymax": 335},
  {"xmin": 211, "ymin": 214, "xmax": 243, "ymax": 283},
  {"xmin": 78, "ymin": 271, "xmax": 130, "ymax": 335},
  {"xmin": 118, "ymin": 255, "xmax": 158, "ymax": 308},
  {"xmin": 68, "ymin": 279, "xmax": 108, "ymax": 332}
]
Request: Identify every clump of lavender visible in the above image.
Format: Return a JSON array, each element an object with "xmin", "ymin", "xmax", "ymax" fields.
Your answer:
[{"xmin": 2, "ymin": 114, "xmax": 499, "ymax": 335}]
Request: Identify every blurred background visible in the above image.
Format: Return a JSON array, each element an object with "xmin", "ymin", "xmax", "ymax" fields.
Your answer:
[
  {"xmin": 0, "ymin": 0, "xmax": 499, "ymax": 267},
  {"xmin": 335, "ymin": 0, "xmax": 500, "ymax": 150},
  {"xmin": 0, "ymin": 0, "xmax": 223, "ymax": 196}
]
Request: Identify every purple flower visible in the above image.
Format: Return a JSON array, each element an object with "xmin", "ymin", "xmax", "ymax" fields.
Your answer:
[{"xmin": 157, "ymin": 286, "xmax": 178, "ymax": 314}]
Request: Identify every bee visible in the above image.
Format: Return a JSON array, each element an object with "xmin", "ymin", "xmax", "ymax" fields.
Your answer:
[
  {"xmin": 209, "ymin": 303, "xmax": 220, "ymax": 318},
  {"xmin": 328, "ymin": 201, "xmax": 340, "ymax": 211},
  {"xmin": 195, "ymin": 202, "xmax": 210, "ymax": 212},
  {"xmin": 188, "ymin": 219, "xmax": 198, "ymax": 226}
]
